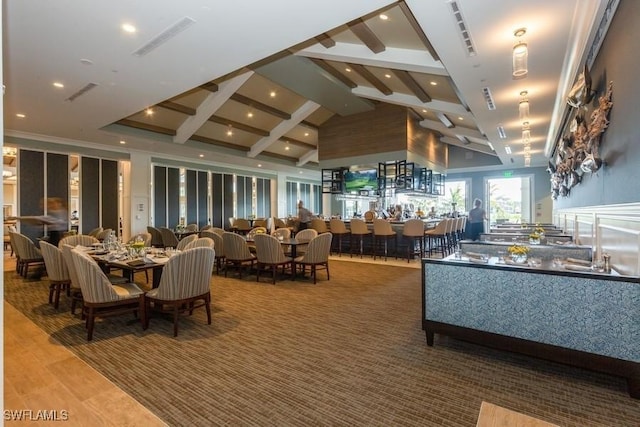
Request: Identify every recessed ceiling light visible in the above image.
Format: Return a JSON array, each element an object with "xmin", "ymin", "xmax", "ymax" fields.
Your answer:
[
  {"xmin": 299, "ymin": 171, "xmax": 303, "ymax": 174},
  {"xmin": 145, "ymin": 108, "xmax": 154, "ymax": 116},
  {"xmin": 345, "ymin": 67, "xmax": 352, "ymax": 72},
  {"xmin": 285, "ymin": 146, "xmax": 290, "ymax": 151},
  {"xmin": 16, "ymin": 113, "xmax": 25, "ymax": 118},
  {"xmin": 270, "ymin": 91, "xmax": 276, "ymax": 97},
  {"xmin": 257, "ymin": 164, "xmax": 262, "ymax": 168},
  {"xmin": 304, "ymin": 132, "xmax": 309, "ymax": 137},
  {"xmin": 119, "ymin": 140, "xmax": 126, "ymax": 145},
  {"xmin": 53, "ymin": 82, "xmax": 64, "ymax": 88},
  {"xmin": 458, "ymin": 117, "xmax": 464, "ymax": 121},
  {"xmin": 430, "ymin": 81, "xmax": 438, "ymax": 86},
  {"xmin": 199, "ymin": 154, "xmax": 204, "ymax": 158},
  {"xmin": 226, "ymin": 130, "xmax": 233, "ymax": 136},
  {"xmin": 122, "ymin": 23, "xmax": 137, "ymax": 33},
  {"xmin": 379, "ymin": 14, "xmax": 389, "ymax": 20},
  {"xmin": 247, "ymin": 112, "xmax": 253, "ymax": 118},
  {"xmin": 384, "ymin": 74, "xmax": 391, "ymax": 79},
  {"xmin": 422, "ymin": 109, "xmax": 427, "ymax": 113}
]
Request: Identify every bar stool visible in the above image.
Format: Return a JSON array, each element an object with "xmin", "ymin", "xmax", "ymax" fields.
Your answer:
[
  {"xmin": 372, "ymin": 219, "xmax": 397, "ymax": 261},
  {"xmin": 349, "ymin": 218, "xmax": 371, "ymax": 258},
  {"xmin": 425, "ymin": 218, "xmax": 449, "ymax": 257},
  {"xmin": 329, "ymin": 219, "xmax": 349, "ymax": 256},
  {"xmin": 402, "ymin": 219, "xmax": 425, "ymax": 262}
]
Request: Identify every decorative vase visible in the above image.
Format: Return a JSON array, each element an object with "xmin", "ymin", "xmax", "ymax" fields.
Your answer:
[
  {"xmin": 529, "ymin": 237, "xmax": 541, "ymax": 245},
  {"xmin": 512, "ymin": 254, "xmax": 528, "ymax": 264}
]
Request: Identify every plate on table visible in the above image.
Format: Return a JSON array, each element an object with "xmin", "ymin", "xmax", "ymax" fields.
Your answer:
[{"xmin": 564, "ymin": 264, "xmax": 593, "ymax": 272}]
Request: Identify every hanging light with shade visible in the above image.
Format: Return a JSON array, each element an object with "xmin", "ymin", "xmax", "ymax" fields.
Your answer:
[{"xmin": 512, "ymin": 28, "xmax": 528, "ymax": 78}]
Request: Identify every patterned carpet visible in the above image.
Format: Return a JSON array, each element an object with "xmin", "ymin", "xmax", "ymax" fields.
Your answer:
[{"xmin": 5, "ymin": 260, "xmax": 640, "ymax": 426}]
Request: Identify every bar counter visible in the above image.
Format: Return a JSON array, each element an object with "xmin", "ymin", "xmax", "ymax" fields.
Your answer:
[{"xmin": 422, "ymin": 255, "xmax": 640, "ymax": 398}]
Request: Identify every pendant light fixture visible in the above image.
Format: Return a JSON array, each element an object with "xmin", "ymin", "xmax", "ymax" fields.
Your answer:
[
  {"xmin": 512, "ymin": 28, "xmax": 528, "ymax": 78},
  {"xmin": 519, "ymin": 90, "xmax": 529, "ymax": 123}
]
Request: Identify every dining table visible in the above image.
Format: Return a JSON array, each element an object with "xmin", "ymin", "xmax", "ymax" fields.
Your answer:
[{"xmin": 90, "ymin": 247, "xmax": 172, "ymax": 288}]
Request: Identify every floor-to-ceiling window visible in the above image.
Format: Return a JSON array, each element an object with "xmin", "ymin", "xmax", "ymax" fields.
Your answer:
[{"xmin": 485, "ymin": 175, "xmax": 533, "ymax": 224}]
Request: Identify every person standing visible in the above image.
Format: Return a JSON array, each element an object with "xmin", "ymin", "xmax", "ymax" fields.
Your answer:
[
  {"xmin": 45, "ymin": 197, "xmax": 68, "ymax": 247},
  {"xmin": 297, "ymin": 201, "xmax": 313, "ymax": 231},
  {"xmin": 467, "ymin": 198, "xmax": 487, "ymax": 241}
]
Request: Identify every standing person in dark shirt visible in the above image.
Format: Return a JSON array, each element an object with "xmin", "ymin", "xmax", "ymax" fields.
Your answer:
[
  {"xmin": 467, "ymin": 198, "xmax": 487, "ymax": 241},
  {"xmin": 297, "ymin": 201, "xmax": 313, "ymax": 231}
]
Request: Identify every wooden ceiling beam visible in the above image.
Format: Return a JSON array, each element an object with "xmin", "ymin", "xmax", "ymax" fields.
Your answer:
[
  {"xmin": 309, "ymin": 58, "xmax": 357, "ymax": 89},
  {"xmin": 115, "ymin": 119, "xmax": 176, "ymax": 136},
  {"xmin": 230, "ymin": 93, "xmax": 291, "ymax": 120},
  {"xmin": 348, "ymin": 63, "xmax": 392, "ymax": 96},
  {"xmin": 392, "ymin": 69, "xmax": 431, "ymax": 103},
  {"xmin": 200, "ymin": 82, "xmax": 219, "ymax": 92},
  {"xmin": 315, "ymin": 33, "xmax": 335, "ymax": 48},
  {"xmin": 190, "ymin": 134, "xmax": 250, "ymax": 152},
  {"xmin": 209, "ymin": 115, "xmax": 270, "ymax": 137},
  {"xmin": 282, "ymin": 137, "xmax": 317, "ymax": 150},
  {"xmin": 398, "ymin": 2, "xmax": 440, "ymax": 61},
  {"xmin": 301, "ymin": 121, "xmax": 319, "ymax": 131},
  {"xmin": 158, "ymin": 101, "xmax": 196, "ymax": 116},
  {"xmin": 348, "ymin": 19, "xmax": 385, "ymax": 54}
]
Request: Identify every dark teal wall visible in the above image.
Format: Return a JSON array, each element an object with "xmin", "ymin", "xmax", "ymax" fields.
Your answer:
[{"xmin": 554, "ymin": 0, "xmax": 640, "ymax": 208}]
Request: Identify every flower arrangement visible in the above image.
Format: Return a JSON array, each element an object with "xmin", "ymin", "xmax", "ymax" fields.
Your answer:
[
  {"xmin": 534, "ymin": 226, "xmax": 545, "ymax": 234},
  {"xmin": 255, "ymin": 228, "xmax": 265, "ymax": 234},
  {"xmin": 529, "ymin": 231, "xmax": 541, "ymax": 240},
  {"xmin": 507, "ymin": 244, "xmax": 530, "ymax": 256}
]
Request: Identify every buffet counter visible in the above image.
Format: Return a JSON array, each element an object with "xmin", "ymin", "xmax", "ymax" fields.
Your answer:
[{"xmin": 422, "ymin": 255, "xmax": 640, "ymax": 398}]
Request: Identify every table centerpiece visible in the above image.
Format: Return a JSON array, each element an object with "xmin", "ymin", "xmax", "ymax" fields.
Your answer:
[{"xmin": 507, "ymin": 244, "xmax": 530, "ymax": 263}]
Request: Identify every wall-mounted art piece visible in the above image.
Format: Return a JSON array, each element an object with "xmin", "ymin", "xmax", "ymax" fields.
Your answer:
[{"xmin": 549, "ymin": 74, "xmax": 613, "ymax": 199}]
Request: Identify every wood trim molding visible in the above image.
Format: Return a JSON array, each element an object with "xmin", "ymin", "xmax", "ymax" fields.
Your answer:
[
  {"xmin": 230, "ymin": 93, "xmax": 291, "ymax": 120},
  {"xmin": 115, "ymin": 119, "xmax": 176, "ymax": 136},
  {"xmin": 208, "ymin": 116, "xmax": 270, "ymax": 137},
  {"xmin": 392, "ymin": 69, "xmax": 431, "ymax": 103},
  {"xmin": 315, "ymin": 33, "xmax": 335, "ymax": 48},
  {"xmin": 158, "ymin": 101, "xmax": 196, "ymax": 116},
  {"xmin": 348, "ymin": 19, "xmax": 385, "ymax": 54},
  {"xmin": 190, "ymin": 134, "xmax": 250, "ymax": 152},
  {"xmin": 348, "ymin": 63, "xmax": 392, "ymax": 95},
  {"xmin": 309, "ymin": 58, "xmax": 357, "ymax": 89}
]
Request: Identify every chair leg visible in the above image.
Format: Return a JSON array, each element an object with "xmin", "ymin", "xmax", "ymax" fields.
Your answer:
[
  {"xmin": 312, "ymin": 265, "xmax": 317, "ymax": 284},
  {"xmin": 173, "ymin": 304, "xmax": 180, "ymax": 337},
  {"xmin": 86, "ymin": 307, "xmax": 96, "ymax": 341},
  {"xmin": 205, "ymin": 294, "xmax": 212, "ymax": 325}
]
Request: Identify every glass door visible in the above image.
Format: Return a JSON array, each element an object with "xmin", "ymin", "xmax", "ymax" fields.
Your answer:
[{"xmin": 484, "ymin": 175, "xmax": 533, "ymax": 226}]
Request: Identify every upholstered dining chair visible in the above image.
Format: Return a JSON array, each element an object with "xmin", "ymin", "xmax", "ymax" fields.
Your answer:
[
  {"xmin": 208, "ymin": 232, "xmax": 225, "ymax": 274},
  {"xmin": 39, "ymin": 241, "xmax": 71, "ymax": 309},
  {"xmin": 232, "ymin": 218, "xmax": 252, "ymax": 235},
  {"xmin": 208, "ymin": 227, "xmax": 226, "ymax": 236},
  {"xmin": 87, "ymin": 227, "xmax": 103, "ymax": 238},
  {"xmin": 271, "ymin": 227, "xmax": 291, "ymax": 240},
  {"xmin": 176, "ymin": 234, "xmax": 198, "ymax": 251},
  {"xmin": 185, "ymin": 223, "xmax": 199, "ymax": 232},
  {"xmin": 144, "ymin": 247, "xmax": 215, "ymax": 337},
  {"xmin": 60, "ymin": 244, "xmax": 85, "ymax": 315},
  {"xmin": 253, "ymin": 218, "xmax": 268, "ymax": 229},
  {"xmin": 95, "ymin": 228, "xmax": 113, "ymax": 242},
  {"xmin": 293, "ymin": 228, "xmax": 317, "ymax": 256},
  {"xmin": 59, "ymin": 234, "xmax": 99, "ymax": 248},
  {"xmin": 70, "ymin": 248, "xmax": 145, "ymax": 341},
  {"xmin": 253, "ymin": 234, "xmax": 293, "ymax": 284},
  {"xmin": 11, "ymin": 232, "xmax": 44, "ymax": 278},
  {"xmin": 184, "ymin": 237, "xmax": 214, "ymax": 250},
  {"xmin": 246, "ymin": 227, "xmax": 267, "ymax": 240},
  {"xmin": 295, "ymin": 232, "xmax": 333, "ymax": 284},
  {"xmin": 127, "ymin": 232, "xmax": 152, "ymax": 247},
  {"xmin": 222, "ymin": 232, "xmax": 255, "ymax": 278},
  {"xmin": 329, "ymin": 219, "xmax": 349, "ymax": 256},
  {"xmin": 147, "ymin": 226, "xmax": 164, "ymax": 248},
  {"xmin": 160, "ymin": 227, "xmax": 180, "ymax": 248}
]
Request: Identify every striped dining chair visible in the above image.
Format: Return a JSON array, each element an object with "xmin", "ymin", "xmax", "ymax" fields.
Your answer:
[
  {"xmin": 209, "ymin": 232, "xmax": 225, "ymax": 274},
  {"xmin": 184, "ymin": 237, "xmax": 214, "ymax": 250},
  {"xmin": 295, "ymin": 232, "xmax": 333, "ymax": 284},
  {"xmin": 70, "ymin": 248, "xmax": 145, "ymax": 341},
  {"xmin": 58, "ymin": 234, "xmax": 99, "ymax": 248},
  {"xmin": 222, "ymin": 232, "xmax": 256, "ymax": 278},
  {"xmin": 144, "ymin": 247, "xmax": 216, "ymax": 337},
  {"xmin": 176, "ymin": 234, "xmax": 198, "ymax": 251},
  {"xmin": 11, "ymin": 232, "xmax": 44, "ymax": 278},
  {"xmin": 39, "ymin": 241, "xmax": 71, "ymax": 309},
  {"xmin": 253, "ymin": 234, "xmax": 293, "ymax": 284}
]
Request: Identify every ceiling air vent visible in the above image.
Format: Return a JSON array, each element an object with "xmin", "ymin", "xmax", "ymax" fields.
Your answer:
[
  {"xmin": 497, "ymin": 124, "xmax": 507, "ymax": 139},
  {"xmin": 449, "ymin": 1, "xmax": 476, "ymax": 56},
  {"xmin": 133, "ymin": 16, "xmax": 196, "ymax": 57},
  {"xmin": 65, "ymin": 83, "xmax": 98, "ymax": 102},
  {"xmin": 482, "ymin": 87, "xmax": 496, "ymax": 111}
]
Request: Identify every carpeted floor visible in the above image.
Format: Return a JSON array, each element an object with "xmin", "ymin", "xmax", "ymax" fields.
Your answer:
[{"xmin": 5, "ymin": 260, "xmax": 640, "ymax": 426}]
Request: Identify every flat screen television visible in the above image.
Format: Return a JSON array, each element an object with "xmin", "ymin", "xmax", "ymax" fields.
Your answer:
[{"xmin": 344, "ymin": 169, "xmax": 377, "ymax": 193}]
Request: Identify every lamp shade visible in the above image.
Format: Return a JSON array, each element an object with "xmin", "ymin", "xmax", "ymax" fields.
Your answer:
[
  {"xmin": 512, "ymin": 41, "xmax": 528, "ymax": 78},
  {"xmin": 519, "ymin": 98, "xmax": 529, "ymax": 122}
]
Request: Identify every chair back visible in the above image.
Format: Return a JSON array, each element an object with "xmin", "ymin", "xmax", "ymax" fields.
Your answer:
[
  {"xmin": 210, "ymin": 233, "xmax": 224, "ymax": 257},
  {"xmin": 60, "ymin": 244, "xmax": 81, "ymax": 288},
  {"xmin": 87, "ymin": 227, "xmax": 103, "ymax": 238},
  {"xmin": 96, "ymin": 228, "xmax": 113, "ymax": 241},
  {"xmin": 59, "ymin": 234, "xmax": 99, "ymax": 248},
  {"xmin": 160, "ymin": 227, "xmax": 180, "ymax": 248},
  {"xmin": 223, "ymin": 232, "xmax": 253, "ymax": 261},
  {"xmin": 274, "ymin": 218, "xmax": 287, "ymax": 229},
  {"xmin": 200, "ymin": 230, "xmax": 216, "ymax": 240},
  {"xmin": 403, "ymin": 219, "xmax": 425, "ymax": 237},
  {"xmin": 184, "ymin": 237, "xmax": 214, "ymax": 250},
  {"xmin": 309, "ymin": 218, "xmax": 328, "ymax": 233},
  {"xmin": 271, "ymin": 227, "xmax": 291, "ymax": 240},
  {"xmin": 253, "ymin": 218, "xmax": 268, "ymax": 229},
  {"xmin": 253, "ymin": 234, "xmax": 288, "ymax": 264},
  {"xmin": 246, "ymin": 227, "xmax": 267, "ymax": 240},
  {"xmin": 71, "ymin": 249, "xmax": 121, "ymax": 303},
  {"xmin": 350, "ymin": 218, "xmax": 370, "ymax": 235},
  {"xmin": 427, "ymin": 219, "xmax": 449, "ymax": 235},
  {"xmin": 147, "ymin": 226, "xmax": 164, "ymax": 247},
  {"xmin": 185, "ymin": 223, "xmax": 199, "ymax": 232},
  {"xmin": 11, "ymin": 232, "xmax": 42, "ymax": 259},
  {"xmin": 127, "ymin": 232, "xmax": 152, "ymax": 247},
  {"xmin": 295, "ymin": 228, "xmax": 317, "ymax": 243},
  {"xmin": 209, "ymin": 227, "xmax": 226, "ymax": 236},
  {"xmin": 234, "ymin": 218, "xmax": 252, "ymax": 232},
  {"xmin": 299, "ymin": 233, "xmax": 333, "ymax": 263},
  {"xmin": 155, "ymin": 247, "xmax": 215, "ymax": 300},
  {"xmin": 373, "ymin": 218, "xmax": 394, "ymax": 235},
  {"xmin": 329, "ymin": 219, "xmax": 348, "ymax": 234},
  {"xmin": 176, "ymin": 234, "xmax": 198, "ymax": 251},
  {"xmin": 200, "ymin": 225, "xmax": 213, "ymax": 232},
  {"xmin": 364, "ymin": 211, "xmax": 375, "ymax": 222},
  {"xmin": 39, "ymin": 241, "xmax": 69, "ymax": 282}
]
